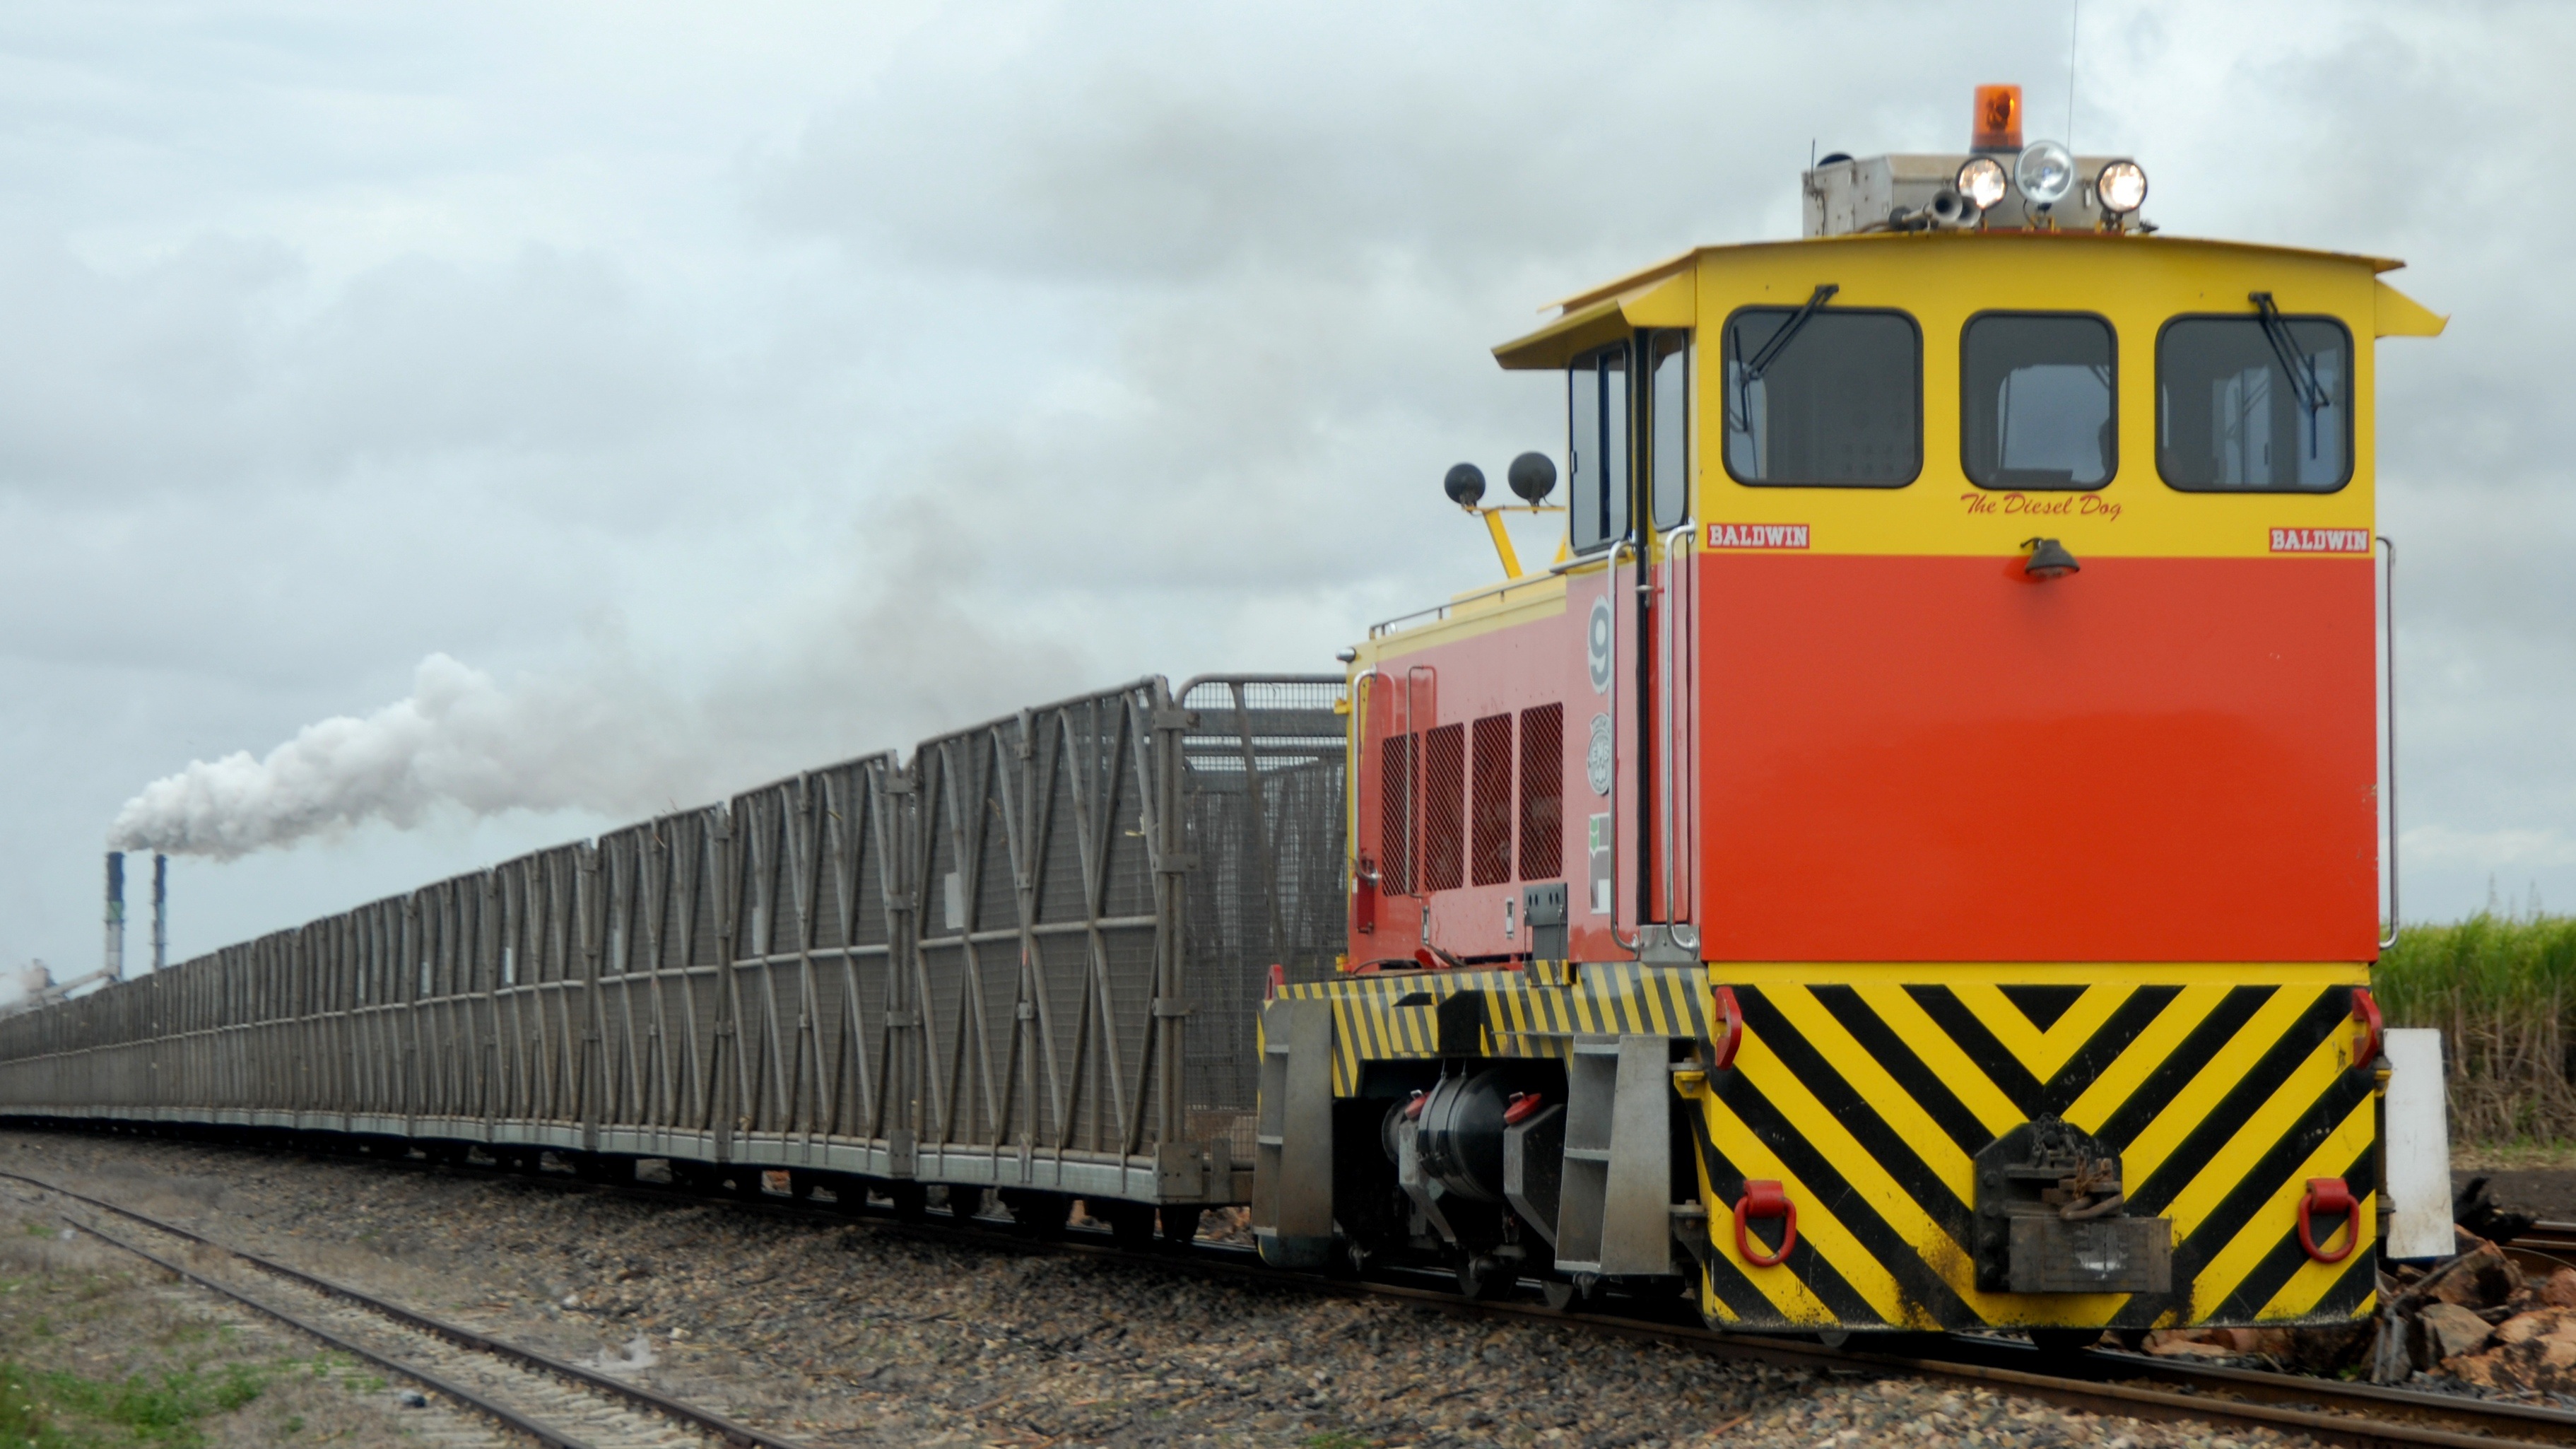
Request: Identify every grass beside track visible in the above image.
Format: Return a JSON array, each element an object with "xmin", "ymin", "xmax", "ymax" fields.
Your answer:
[
  {"xmin": 2377, "ymin": 911, "xmax": 2576, "ymax": 1146},
  {"xmin": 0, "ymin": 1214, "xmax": 415, "ymax": 1446}
]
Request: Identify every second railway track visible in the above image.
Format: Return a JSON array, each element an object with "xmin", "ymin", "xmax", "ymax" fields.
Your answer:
[{"xmin": 0, "ymin": 1165, "xmax": 815, "ymax": 1449}]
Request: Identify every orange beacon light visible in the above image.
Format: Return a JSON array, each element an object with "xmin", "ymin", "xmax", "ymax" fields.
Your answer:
[{"xmin": 1972, "ymin": 83, "xmax": 2023, "ymax": 151}]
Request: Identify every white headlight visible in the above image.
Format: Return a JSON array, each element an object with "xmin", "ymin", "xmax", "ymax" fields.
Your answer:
[
  {"xmin": 2095, "ymin": 160, "xmax": 2148, "ymax": 215},
  {"xmin": 1955, "ymin": 156, "xmax": 2009, "ymax": 211},
  {"xmin": 2015, "ymin": 141, "xmax": 2075, "ymax": 207}
]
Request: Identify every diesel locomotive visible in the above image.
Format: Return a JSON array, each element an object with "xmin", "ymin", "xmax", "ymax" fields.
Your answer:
[
  {"xmin": 2, "ymin": 86, "xmax": 2447, "ymax": 1344},
  {"xmin": 1257, "ymin": 83, "xmax": 2446, "ymax": 1339}
]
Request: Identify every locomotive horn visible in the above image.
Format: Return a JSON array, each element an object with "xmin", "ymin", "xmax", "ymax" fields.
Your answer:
[
  {"xmin": 1506, "ymin": 451, "xmax": 1557, "ymax": 503},
  {"xmin": 1443, "ymin": 462, "xmax": 1487, "ymax": 508}
]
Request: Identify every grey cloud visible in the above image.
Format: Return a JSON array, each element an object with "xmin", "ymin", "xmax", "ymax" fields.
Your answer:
[
  {"xmin": 0, "ymin": 229, "xmax": 298, "ymax": 491},
  {"xmin": 0, "ymin": 231, "xmax": 754, "ymax": 511},
  {"xmin": 752, "ymin": 5, "xmax": 2100, "ymax": 288}
]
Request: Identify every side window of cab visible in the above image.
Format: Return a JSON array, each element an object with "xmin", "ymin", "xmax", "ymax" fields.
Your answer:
[
  {"xmin": 1569, "ymin": 331, "xmax": 1693, "ymax": 553},
  {"xmin": 1568, "ymin": 344, "xmax": 1629, "ymax": 553},
  {"xmin": 1648, "ymin": 329, "xmax": 1691, "ymax": 531}
]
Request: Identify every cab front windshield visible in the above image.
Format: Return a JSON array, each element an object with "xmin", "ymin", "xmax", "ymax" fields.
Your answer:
[{"xmin": 2158, "ymin": 315, "xmax": 2352, "ymax": 492}]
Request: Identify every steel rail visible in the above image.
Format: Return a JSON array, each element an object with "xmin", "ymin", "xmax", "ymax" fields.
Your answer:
[
  {"xmin": 0, "ymin": 1166, "xmax": 816, "ymax": 1449},
  {"xmin": 30, "ymin": 1212, "xmax": 605, "ymax": 1449},
  {"xmin": 2500, "ymin": 1219, "xmax": 2576, "ymax": 1277},
  {"xmin": 640, "ymin": 1180, "xmax": 2576, "ymax": 1449},
  {"xmin": 14, "ymin": 1133, "xmax": 2576, "ymax": 1449},
  {"xmin": 863, "ymin": 1208, "xmax": 2576, "ymax": 1449}
]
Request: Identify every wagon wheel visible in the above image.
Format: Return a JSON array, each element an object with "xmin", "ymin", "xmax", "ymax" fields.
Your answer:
[
  {"xmin": 1457, "ymin": 1253, "xmax": 1517, "ymax": 1302},
  {"xmin": 999, "ymin": 1190, "xmax": 1069, "ymax": 1240},
  {"xmin": 1100, "ymin": 1202, "xmax": 1156, "ymax": 1252}
]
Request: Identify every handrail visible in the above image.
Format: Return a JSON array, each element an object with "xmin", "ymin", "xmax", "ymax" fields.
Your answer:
[
  {"xmin": 1661, "ymin": 524, "xmax": 1698, "ymax": 951},
  {"xmin": 1604, "ymin": 541, "xmax": 1641, "ymax": 956},
  {"xmin": 2379, "ymin": 534, "xmax": 2399, "ymax": 952},
  {"xmin": 1346, "ymin": 669, "xmax": 1392, "ymax": 895},
  {"xmin": 1401, "ymin": 665, "xmax": 1434, "ymax": 908},
  {"xmin": 1369, "ymin": 568, "xmax": 1570, "ymax": 639}
]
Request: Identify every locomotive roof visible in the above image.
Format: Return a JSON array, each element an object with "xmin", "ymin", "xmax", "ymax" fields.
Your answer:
[{"xmin": 1494, "ymin": 232, "xmax": 2437, "ymax": 372}]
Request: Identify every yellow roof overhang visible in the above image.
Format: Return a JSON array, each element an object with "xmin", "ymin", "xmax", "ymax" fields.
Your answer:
[
  {"xmin": 1493, "ymin": 233, "xmax": 2437, "ymax": 369},
  {"xmin": 1492, "ymin": 265, "xmax": 1696, "ymax": 371},
  {"xmin": 2374, "ymin": 278, "xmax": 2447, "ymax": 338}
]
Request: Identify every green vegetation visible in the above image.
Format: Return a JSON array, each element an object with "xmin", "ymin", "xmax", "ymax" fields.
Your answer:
[
  {"xmin": 0, "ymin": 1360, "xmax": 265, "ymax": 1448},
  {"xmin": 2375, "ymin": 912, "xmax": 2576, "ymax": 1145},
  {"xmin": 40, "ymin": 1363, "xmax": 263, "ymax": 1442},
  {"xmin": 0, "ymin": 1217, "xmax": 388, "ymax": 1446},
  {"xmin": 0, "ymin": 1360, "xmax": 57, "ymax": 1446}
]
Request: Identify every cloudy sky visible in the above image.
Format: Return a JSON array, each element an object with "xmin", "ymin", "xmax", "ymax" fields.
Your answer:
[{"xmin": 1, "ymin": 0, "xmax": 2568, "ymax": 977}]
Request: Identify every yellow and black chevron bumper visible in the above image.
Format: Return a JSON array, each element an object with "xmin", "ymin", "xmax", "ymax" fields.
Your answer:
[
  {"xmin": 1286, "ymin": 963, "xmax": 1710, "ymax": 1094},
  {"xmin": 1690, "ymin": 970, "xmax": 2379, "ymax": 1332},
  {"xmin": 1289, "ymin": 963, "xmax": 2379, "ymax": 1332}
]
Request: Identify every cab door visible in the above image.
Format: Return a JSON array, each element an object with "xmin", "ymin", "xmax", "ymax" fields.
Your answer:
[
  {"xmin": 1566, "ymin": 342, "xmax": 1631, "ymax": 958},
  {"xmin": 1642, "ymin": 329, "xmax": 1697, "ymax": 955},
  {"xmin": 1568, "ymin": 330, "xmax": 1697, "ymax": 961}
]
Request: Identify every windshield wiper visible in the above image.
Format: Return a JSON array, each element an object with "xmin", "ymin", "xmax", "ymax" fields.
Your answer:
[
  {"xmin": 1732, "ymin": 283, "xmax": 1840, "ymax": 430},
  {"xmin": 2249, "ymin": 291, "xmax": 2331, "ymax": 453}
]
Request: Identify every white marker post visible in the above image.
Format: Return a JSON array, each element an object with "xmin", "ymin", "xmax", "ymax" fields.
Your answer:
[{"xmin": 2382, "ymin": 1028, "xmax": 2453, "ymax": 1260}]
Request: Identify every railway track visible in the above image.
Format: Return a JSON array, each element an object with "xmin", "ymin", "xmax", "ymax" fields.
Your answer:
[
  {"xmin": 11, "ymin": 1137, "xmax": 2576, "ymax": 1449},
  {"xmin": 2506, "ymin": 1221, "xmax": 2576, "ymax": 1277},
  {"xmin": 0, "ymin": 1165, "xmax": 816, "ymax": 1449},
  {"xmin": 1157, "ymin": 1243, "xmax": 2576, "ymax": 1449}
]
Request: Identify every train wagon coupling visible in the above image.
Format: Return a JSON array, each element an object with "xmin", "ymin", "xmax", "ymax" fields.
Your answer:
[{"xmin": 2, "ymin": 81, "xmax": 2464, "ymax": 1356}]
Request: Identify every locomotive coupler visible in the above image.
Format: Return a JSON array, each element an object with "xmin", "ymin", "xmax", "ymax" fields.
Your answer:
[{"xmin": 1972, "ymin": 1115, "xmax": 2171, "ymax": 1294}]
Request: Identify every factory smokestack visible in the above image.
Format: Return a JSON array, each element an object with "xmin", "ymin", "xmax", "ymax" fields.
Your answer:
[
  {"xmin": 151, "ymin": 853, "xmax": 167, "ymax": 973},
  {"xmin": 104, "ymin": 851, "xmax": 125, "ymax": 981}
]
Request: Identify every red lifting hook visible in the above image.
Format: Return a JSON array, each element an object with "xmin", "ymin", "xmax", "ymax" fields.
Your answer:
[
  {"xmin": 1736, "ymin": 1179, "xmax": 1797, "ymax": 1267},
  {"xmin": 2298, "ymin": 1177, "xmax": 2360, "ymax": 1264},
  {"xmin": 2350, "ymin": 988, "xmax": 2383, "ymax": 1075},
  {"xmin": 1710, "ymin": 987, "xmax": 1744, "ymax": 1072}
]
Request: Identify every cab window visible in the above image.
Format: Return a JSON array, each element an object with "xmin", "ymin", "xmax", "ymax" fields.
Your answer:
[
  {"xmin": 1722, "ymin": 305, "xmax": 1919, "ymax": 487},
  {"xmin": 1649, "ymin": 330, "xmax": 1691, "ymax": 529},
  {"xmin": 1961, "ymin": 312, "xmax": 2115, "ymax": 489},
  {"xmin": 2158, "ymin": 312, "xmax": 2353, "ymax": 492},
  {"xmin": 1568, "ymin": 344, "xmax": 1628, "ymax": 552}
]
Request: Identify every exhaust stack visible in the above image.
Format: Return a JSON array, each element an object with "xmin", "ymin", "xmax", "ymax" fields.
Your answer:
[
  {"xmin": 151, "ymin": 853, "xmax": 167, "ymax": 973},
  {"xmin": 104, "ymin": 851, "xmax": 126, "ymax": 981}
]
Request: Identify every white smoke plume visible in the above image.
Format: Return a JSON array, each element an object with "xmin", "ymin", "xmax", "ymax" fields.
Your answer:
[
  {"xmin": 107, "ymin": 652, "xmax": 719, "ymax": 860},
  {"xmin": 105, "ymin": 499, "xmax": 1092, "ymax": 861}
]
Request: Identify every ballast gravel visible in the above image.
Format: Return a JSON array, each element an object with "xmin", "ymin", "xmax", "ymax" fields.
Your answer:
[{"xmin": 0, "ymin": 1130, "xmax": 2317, "ymax": 1449}]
